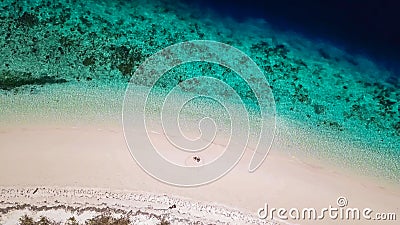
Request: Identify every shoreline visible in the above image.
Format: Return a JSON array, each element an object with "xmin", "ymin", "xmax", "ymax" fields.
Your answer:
[{"xmin": 1, "ymin": 81, "xmax": 399, "ymax": 184}]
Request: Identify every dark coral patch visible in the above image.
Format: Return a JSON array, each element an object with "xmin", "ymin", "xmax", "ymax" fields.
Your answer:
[
  {"xmin": 0, "ymin": 70, "xmax": 67, "ymax": 90},
  {"xmin": 83, "ymin": 56, "xmax": 96, "ymax": 66},
  {"xmin": 18, "ymin": 12, "xmax": 39, "ymax": 27}
]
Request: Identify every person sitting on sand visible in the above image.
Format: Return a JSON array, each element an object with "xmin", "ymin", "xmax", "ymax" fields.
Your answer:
[{"xmin": 193, "ymin": 156, "xmax": 201, "ymax": 163}]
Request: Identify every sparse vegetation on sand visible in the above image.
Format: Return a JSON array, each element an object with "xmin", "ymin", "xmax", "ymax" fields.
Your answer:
[{"xmin": 18, "ymin": 214, "xmax": 170, "ymax": 225}]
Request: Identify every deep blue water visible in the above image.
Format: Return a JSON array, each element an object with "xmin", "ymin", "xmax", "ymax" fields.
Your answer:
[{"xmin": 184, "ymin": 0, "xmax": 400, "ymax": 78}]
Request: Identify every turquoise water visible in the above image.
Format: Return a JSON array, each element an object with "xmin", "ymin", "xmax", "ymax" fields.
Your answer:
[{"xmin": 0, "ymin": 0, "xmax": 399, "ymax": 180}]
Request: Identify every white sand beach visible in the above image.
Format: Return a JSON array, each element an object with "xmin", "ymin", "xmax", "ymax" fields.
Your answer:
[
  {"xmin": 0, "ymin": 0, "xmax": 399, "ymax": 224},
  {"xmin": 0, "ymin": 113, "xmax": 399, "ymax": 224}
]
